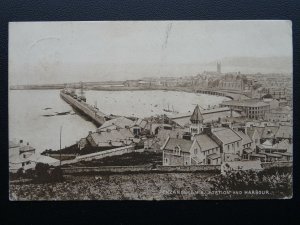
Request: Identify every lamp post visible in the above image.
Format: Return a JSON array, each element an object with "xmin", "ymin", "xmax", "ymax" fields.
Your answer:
[{"xmin": 60, "ymin": 125, "xmax": 63, "ymax": 167}]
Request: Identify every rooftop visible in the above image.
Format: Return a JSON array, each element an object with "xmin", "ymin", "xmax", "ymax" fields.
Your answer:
[
  {"xmin": 163, "ymin": 138, "xmax": 194, "ymax": 153},
  {"xmin": 194, "ymin": 134, "xmax": 219, "ymax": 152},
  {"xmin": 99, "ymin": 116, "xmax": 133, "ymax": 130},
  {"xmin": 221, "ymin": 99, "xmax": 270, "ymax": 107},
  {"xmin": 211, "ymin": 127, "xmax": 242, "ymax": 145},
  {"xmin": 275, "ymin": 125, "xmax": 292, "ymax": 139},
  {"xmin": 89, "ymin": 128, "xmax": 135, "ymax": 147},
  {"xmin": 235, "ymin": 131, "xmax": 252, "ymax": 145}
]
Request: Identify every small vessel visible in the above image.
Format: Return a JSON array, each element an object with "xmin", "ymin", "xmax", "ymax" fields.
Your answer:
[
  {"xmin": 163, "ymin": 103, "xmax": 178, "ymax": 114},
  {"xmin": 78, "ymin": 82, "xmax": 86, "ymax": 102}
]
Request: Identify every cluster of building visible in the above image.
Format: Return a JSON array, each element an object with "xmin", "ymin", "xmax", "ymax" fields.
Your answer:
[
  {"xmin": 160, "ymin": 105, "xmax": 292, "ymax": 166},
  {"xmin": 123, "ymin": 63, "xmax": 292, "ymax": 106}
]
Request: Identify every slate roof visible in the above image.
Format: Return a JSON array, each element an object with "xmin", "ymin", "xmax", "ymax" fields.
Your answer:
[
  {"xmin": 275, "ymin": 125, "xmax": 292, "ymax": 139},
  {"xmin": 131, "ymin": 118, "xmax": 147, "ymax": 129},
  {"xmin": 194, "ymin": 134, "xmax": 219, "ymax": 152},
  {"xmin": 163, "ymin": 138, "xmax": 194, "ymax": 153},
  {"xmin": 157, "ymin": 128, "xmax": 186, "ymax": 145},
  {"xmin": 89, "ymin": 128, "xmax": 135, "ymax": 147},
  {"xmin": 99, "ymin": 116, "xmax": 133, "ymax": 129},
  {"xmin": 235, "ymin": 131, "xmax": 252, "ymax": 146},
  {"xmin": 211, "ymin": 127, "xmax": 242, "ymax": 145}
]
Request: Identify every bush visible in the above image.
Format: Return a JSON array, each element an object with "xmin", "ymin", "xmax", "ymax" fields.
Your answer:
[
  {"xmin": 50, "ymin": 167, "xmax": 64, "ymax": 182},
  {"xmin": 34, "ymin": 163, "xmax": 51, "ymax": 182},
  {"xmin": 16, "ymin": 168, "xmax": 24, "ymax": 178}
]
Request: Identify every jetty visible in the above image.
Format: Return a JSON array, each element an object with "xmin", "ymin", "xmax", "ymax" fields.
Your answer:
[{"xmin": 60, "ymin": 90, "xmax": 107, "ymax": 126}]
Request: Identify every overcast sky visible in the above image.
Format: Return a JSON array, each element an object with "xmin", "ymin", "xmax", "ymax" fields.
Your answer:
[{"xmin": 9, "ymin": 20, "xmax": 292, "ymax": 85}]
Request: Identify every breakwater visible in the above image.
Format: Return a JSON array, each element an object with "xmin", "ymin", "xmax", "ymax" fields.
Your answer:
[{"xmin": 60, "ymin": 91, "xmax": 106, "ymax": 126}]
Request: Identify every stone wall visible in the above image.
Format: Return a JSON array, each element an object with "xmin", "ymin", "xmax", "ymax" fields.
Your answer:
[
  {"xmin": 261, "ymin": 161, "xmax": 292, "ymax": 169},
  {"xmin": 61, "ymin": 164, "xmax": 221, "ymax": 175}
]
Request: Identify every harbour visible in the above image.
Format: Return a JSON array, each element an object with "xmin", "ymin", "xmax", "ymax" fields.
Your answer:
[{"xmin": 60, "ymin": 90, "xmax": 107, "ymax": 127}]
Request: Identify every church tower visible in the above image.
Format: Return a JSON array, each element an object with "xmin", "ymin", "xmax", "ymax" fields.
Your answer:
[{"xmin": 190, "ymin": 105, "xmax": 204, "ymax": 137}]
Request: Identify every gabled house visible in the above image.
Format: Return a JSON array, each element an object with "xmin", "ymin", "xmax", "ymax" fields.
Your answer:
[
  {"xmin": 245, "ymin": 126, "xmax": 261, "ymax": 148},
  {"xmin": 161, "ymin": 137, "xmax": 200, "ymax": 166},
  {"xmin": 161, "ymin": 133, "xmax": 223, "ymax": 166},
  {"xmin": 209, "ymin": 127, "xmax": 243, "ymax": 162},
  {"xmin": 194, "ymin": 134, "xmax": 221, "ymax": 165}
]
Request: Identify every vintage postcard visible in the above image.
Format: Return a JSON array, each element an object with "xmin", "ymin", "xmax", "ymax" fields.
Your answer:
[{"xmin": 9, "ymin": 21, "xmax": 293, "ymax": 200}]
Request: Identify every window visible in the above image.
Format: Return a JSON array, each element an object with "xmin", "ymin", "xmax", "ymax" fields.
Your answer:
[
  {"xmin": 174, "ymin": 146, "xmax": 180, "ymax": 155},
  {"xmin": 237, "ymin": 142, "xmax": 239, "ymax": 147},
  {"xmin": 227, "ymin": 145, "xmax": 229, "ymax": 150},
  {"xmin": 194, "ymin": 148, "xmax": 198, "ymax": 155}
]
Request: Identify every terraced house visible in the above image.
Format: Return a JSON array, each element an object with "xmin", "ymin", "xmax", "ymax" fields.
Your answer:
[{"xmin": 161, "ymin": 105, "xmax": 255, "ymax": 166}]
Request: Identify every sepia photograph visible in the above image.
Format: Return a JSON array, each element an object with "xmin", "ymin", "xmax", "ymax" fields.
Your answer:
[{"xmin": 8, "ymin": 20, "xmax": 293, "ymax": 200}]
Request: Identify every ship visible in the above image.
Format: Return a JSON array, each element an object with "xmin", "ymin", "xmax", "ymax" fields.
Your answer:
[{"xmin": 163, "ymin": 103, "xmax": 179, "ymax": 114}]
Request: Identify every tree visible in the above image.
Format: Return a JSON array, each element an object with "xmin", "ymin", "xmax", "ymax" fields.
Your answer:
[{"xmin": 16, "ymin": 168, "xmax": 24, "ymax": 178}]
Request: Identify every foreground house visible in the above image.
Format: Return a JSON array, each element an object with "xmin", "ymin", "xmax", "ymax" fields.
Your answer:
[
  {"xmin": 194, "ymin": 134, "xmax": 221, "ymax": 165},
  {"xmin": 9, "ymin": 140, "xmax": 59, "ymax": 173},
  {"xmin": 208, "ymin": 127, "xmax": 243, "ymax": 162},
  {"xmin": 161, "ymin": 137, "xmax": 201, "ymax": 166}
]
